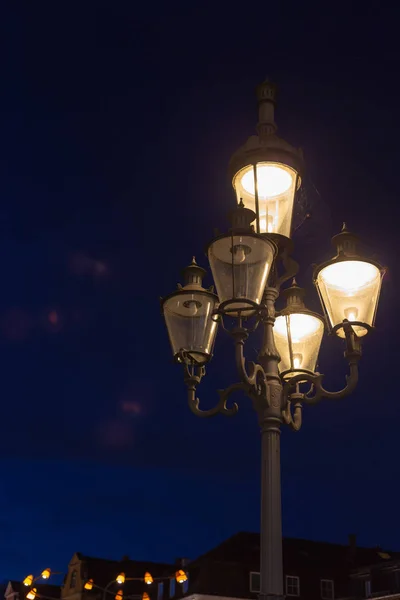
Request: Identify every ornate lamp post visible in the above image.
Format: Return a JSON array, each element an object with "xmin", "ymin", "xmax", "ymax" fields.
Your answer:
[{"xmin": 161, "ymin": 80, "xmax": 385, "ymax": 600}]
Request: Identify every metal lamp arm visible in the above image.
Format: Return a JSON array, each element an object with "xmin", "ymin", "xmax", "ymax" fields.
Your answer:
[
  {"xmin": 284, "ymin": 322, "xmax": 362, "ymax": 405},
  {"xmin": 232, "ymin": 326, "xmax": 267, "ymax": 395}
]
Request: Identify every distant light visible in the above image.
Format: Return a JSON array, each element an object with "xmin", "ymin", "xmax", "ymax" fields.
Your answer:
[
  {"xmin": 84, "ymin": 580, "xmax": 94, "ymax": 590},
  {"xmin": 144, "ymin": 572, "xmax": 153, "ymax": 585},
  {"xmin": 116, "ymin": 573, "xmax": 125, "ymax": 585},
  {"xmin": 26, "ymin": 589, "xmax": 37, "ymax": 600},
  {"xmin": 41, "ymin": 569, "xmax": 51, "ymax": 580},
  {"xmin": 23, "ymin": 576, "xmax": 33, "ymax": 587}
]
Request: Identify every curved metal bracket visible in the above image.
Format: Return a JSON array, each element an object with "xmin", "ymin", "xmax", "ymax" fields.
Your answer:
[
  {"xmin": 275, "ymin": 248, "xmax": 300, "ymax": 291},
  {"xmin": 282, "ymin": 395, "xmax": 303, "ymax": 431},
  {"xmin": 186, "ymin": 379, "xmax": 245, "ymax": 418},
  {"xmin": 284, "ymin": 321, "xmax": 361, "ymax": 405},
  {"xmin": 232, "ymin": 326, "xmax": 268, "ymax": 400}
]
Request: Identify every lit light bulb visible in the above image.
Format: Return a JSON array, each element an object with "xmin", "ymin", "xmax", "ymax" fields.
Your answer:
[
  {"xmin": 144, "ymin": 573, "xmax": 153, "ymax": 585},
  {"xmin": 260, "ymin": 214, "xmax": 274, "ymax": 233},
  {"xmin": 185, "ymin": 301, "xmax": 198, "ymax": 317},
  {"xmin": 293, "ymin": 354, "xmax": 303, "ymax": 370},
  {"xmin": 41, "ymin": 569, "xmax": 51, "ymax": 580},
  {"xmin": 344, "ymin": 307, "xmax": 358, "ymax": 322},
  {"xmin": 116, "ymin": 573, "xmax": 125, "ymax": 585},
  {"xmin": 232, "ymin": 244, "xmax": 246, "ymax": 264},
  {"xmin": 241, "ymin": 165, "xmax": 293, "ymax": 199}
]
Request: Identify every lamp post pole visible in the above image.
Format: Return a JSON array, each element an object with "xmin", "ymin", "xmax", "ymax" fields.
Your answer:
[{"xmin": 162, "ymin": 79, "xmax": 384, "ymax": 600}]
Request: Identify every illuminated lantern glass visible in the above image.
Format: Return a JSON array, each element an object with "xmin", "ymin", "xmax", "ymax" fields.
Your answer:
[
  {"xmin": 115, "ymin": 591, "xmax": 123, "ymax": 600},
  {"xmin": 144, "ymin": 573, "xmax": 153, "ymax": 585},
  {"xmin": 233, "ymin": 162, "xmax": 298, "ymax": 237},
  {"xmin": 84, "ymin": 580, "xmax": 94, "ymax": 591},
  {"xmin": 142, "ymin": 594, "xmax": 150, "ymax": 600},
  {"xmin": 162, "ymin": 259, "xmax": 218, "ymax": 365},
  {"xmin": 23, "ymin": 576, "xmax": 34, "ymax": 587},
  {"xmin": 116, "ymin": 573, "xmax": 125, "ymax": 585},
  {"xmin": 314, "ymin": 225, "xmax": 384, "ymax": 338},
  {"xmin": 207, "ymin": 203, "xmax": 276, "ymax": 317},
  {"xmin": 41, "ymin": 570, "xmax": 51, "ymax": 580},
  {"xmin": 273, "ymin": 281, "xmax": 324, "ymax": 379},
  {"xmin": 175, "ymin": 571, "xmax": 187, "ymax": 584},
  {"xmin": 26, "ymin": 589, "xmax": 37, "ymax": 600}
]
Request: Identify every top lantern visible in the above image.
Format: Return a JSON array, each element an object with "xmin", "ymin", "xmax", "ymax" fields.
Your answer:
[{"xmin": 228, "ymin": 80, "xmax": 304, "ymax": 245}]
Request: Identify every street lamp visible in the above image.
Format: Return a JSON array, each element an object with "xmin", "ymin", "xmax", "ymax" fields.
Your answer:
[{"xmin": 161, "ymin": 79, "xmax": 385, "ymax": 600}]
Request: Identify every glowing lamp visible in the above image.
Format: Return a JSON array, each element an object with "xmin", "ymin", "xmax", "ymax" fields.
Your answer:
[
  {"xmin": 162, "ymin": 258, "xmax": 218, "ymax": 365},
  {"xmin": 175, "ymin": 570, "xmax": 187, "ymax": 584},
  {"xmin": 23, "ymin": 576, "xmax": 34, "ymax": 587},
  {"xmin": 115, "ymin": 592, "xmax": 123, "ymax": 600},
  {"xmin": 314, "ymin": 224, "xmax": 384, "ymax": 338},
  {"xmin": 116, "ymin": 573, "xmax": 125, "ymax": 585},
  {"xmin": 26, "ymin": 589, "xmax": 37, "ymax": 600},
  {"xmin": 41, "ymin": 569, "xmax": 51, "ymax": 580},
  {"xmin": 142, "ymin": 594, "xmax": 150, "ymax": 600},
  {"xmin": 228, "ymin": 79, "xmax": 303, "ymax": 244},
  {"xmin": 233, "ymin": 163, "xmax": 299, "ymax": 238},
  {"xmin": 84, "ymin": 579, "xmax": 94, "ymax": 590},
  {"xmin": 144, "ymin": 573, "xmax": 153, "ymax": 585},
  {"xmin": 207, "ymin": 202, "xmax": 276, "ymax": 317},
  {"xmin": 273, "ymin": 280, "xmax": 324, "ymax": 379}
]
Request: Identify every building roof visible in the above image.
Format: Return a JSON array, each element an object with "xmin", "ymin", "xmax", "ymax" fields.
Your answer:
[
  {"xmin": 6, "ymin": 582, "xmax": 61, "ymax": 599},
  {"xmin": 74, "ymin": 552, "xmax": 176, "ymax": 594},
  {"xmin": 193, "ymin": 532, "xmax": 400, "ymax": 570}
]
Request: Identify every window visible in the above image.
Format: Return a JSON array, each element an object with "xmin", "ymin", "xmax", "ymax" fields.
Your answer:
[
  {"xmin": 286, "ymin": 576, "xmax": 300, "ymax": 597},
  {"xmin": 169, "ymin": 578, "xmax": 176, "ymax": 598},
  {"xmin": 70, "ymin": 570, "xmax": 77, "ymax": 589},
  {"xmin": 182, "ymin": 574, "xmax": 189, "ymax": 595},
  {"xmin": 365, "ymin": 581, "xmax": 371, "ymax": 598},
  {"xmin": 321, "ymin": 579, "xmax": 334, "ymax": 600},
  {"xmin": 249, "ymin": 572, "xmax": 260, "ymax": 593},
  {"xmin": 158, "ymin": 583, "xmax": 164, "ymax": 600}
]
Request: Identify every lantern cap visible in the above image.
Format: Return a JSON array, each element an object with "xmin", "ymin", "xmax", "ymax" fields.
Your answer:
[
  {"xmin": 181, "ymin": 258, "xmax": 208, "ymax": 291},
  {"xmin": 331, "ymin": 223, "xmax": 359, "ymax": 257},
  {"xmin": 228, "ymin": 78, "xmax": 304, "ymax": 181},
  {"xmin": 230, "ymin": 199, "xmax": 256, "ymax": 232},
  {"xmin": 281, "ymin": 278, "xmax": 306, "ymax": 310}
]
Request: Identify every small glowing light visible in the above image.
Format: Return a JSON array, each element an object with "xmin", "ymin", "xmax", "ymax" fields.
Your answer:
[
  {"xmin": 142, "ymin": 594, "xmax": 150, "ymax": 600},
  {"xmin": 23, "ymin": 576, "xmax": 33, "ymax": 587},
  {"xmin": 184, "ymin": 301, "xmax": 198, "ymax": 317},
  {"xmin": 115, "ymin": 591, "xmax": 123, "ymax": 600},
  {"xmin": 41, "ymin": 569, "xmax": 51, "ymax": 580},
  {"xmin": 26, "ymin": 589, "xmax": 37, "ymax": 600},
  {"xmin": 293, "ymin": 354, "xmax": 303, "ymax": 369},
  {"xmin": 232, "ymin": 244, "xmax": 247, "ymax": 264},
  {"xmin": 319, "ymin": 261, "xmax": 379, "ymax": 293},
  {"xmin": 144, "ymin": 572, "xmax": 153, "ymax": 585},
  {"xmin": 344, "ymin": 307, "xmax": 358, "ymax": 322},
  {"xmin": 84, "ymin": 580, "xmax": 94, "ymax": 590},
  {"xmin": 116, "ymin": 573, "xmax": 125, "ymax": 585},
  {"xmin": 241, "ymin": 164, "xmax": 293, "ymax": 199},
  {"xmin": 175, "ymin": 570, "xmax": 187, "ymax": 584},
  {"xmin": 260, "ymin": 214, "xmax": 275, "ymax": 233}
]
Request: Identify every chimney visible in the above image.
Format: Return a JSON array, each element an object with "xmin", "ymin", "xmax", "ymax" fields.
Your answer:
[
  {"xmin": 175, "ymin": 558, "xmax": 190, "ymax": 568},
  {"xmin": 348, "ymin": 533, "xmax": 357, "ymax": 550}
]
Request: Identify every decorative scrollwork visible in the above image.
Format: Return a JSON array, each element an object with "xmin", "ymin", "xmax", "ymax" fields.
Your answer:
[
  {"xmin": 186, "ymin": 380, "xmax": 245, "ymax": 418},
  {"xmin": 282, "ymin": 398, "xmax": 302, "ymax": 431}
]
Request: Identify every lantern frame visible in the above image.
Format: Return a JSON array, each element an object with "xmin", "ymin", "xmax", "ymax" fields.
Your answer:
[
  {"xmin": 206, "ymin": 201, "xmax": 277, "ymax": 318},
  {"xmin": 313, "ymin": 225, "xmax": 386, "ymax": 338},
  {"xmin": 161, "ymin": 259, "xmax": 219, "ymax": 366},
  {"xmin": 275, "ymin": 281, "xmax": 325, "ymax": 380}
]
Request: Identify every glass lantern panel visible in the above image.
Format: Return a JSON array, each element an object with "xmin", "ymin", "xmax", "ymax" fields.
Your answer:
[
  {"xmin": 233, "ymin": 162, "xmax": 298, "ymax": 237},
  {"xmin": 163, "ymin": 292, "xmax": 218, "ymax": 364},
  {"xmin": 273, "ymin": 313, "xmax": 324, "ymax": 377},
  {"xmin": 208, "ymin": 235, "xmax": 275, "ymax": 316},
  {"xmin": 316, "ymin": 260, "xmax": 381, "ymax": 338}
]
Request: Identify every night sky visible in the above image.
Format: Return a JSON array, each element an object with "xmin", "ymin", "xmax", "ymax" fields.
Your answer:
[{"xmin": 1, "ymin": 0, "xmax": 400, "ymax": 584}]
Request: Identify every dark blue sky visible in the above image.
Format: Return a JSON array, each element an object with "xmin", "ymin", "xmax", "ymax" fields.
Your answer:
[{"xmin": 0, "ymin": 0, "xmax": 399, "ymax": 584}]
